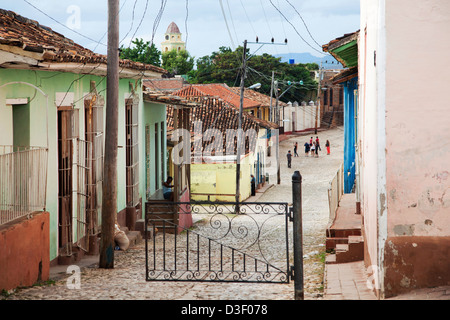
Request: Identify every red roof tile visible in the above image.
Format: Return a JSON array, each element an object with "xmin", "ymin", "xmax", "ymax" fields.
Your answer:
[
  {"xmin": 229, "ymin": 87, "xmax": 288, "ymax": 107},
  {"xmin": 0, "ymin": 9, "xmax": 165, "ymax": 75},
  {"xmin": 143, "ymin": 78, "xmax": 187, "ymax": 91},
  {"xmin": 174, "ymin": 84, "xmax": 261, "ymax": 110}
]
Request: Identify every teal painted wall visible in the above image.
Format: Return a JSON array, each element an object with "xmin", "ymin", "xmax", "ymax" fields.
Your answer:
[{"xmin": 141, "ymin": 101, "xmax": 166, "ymax": 205}]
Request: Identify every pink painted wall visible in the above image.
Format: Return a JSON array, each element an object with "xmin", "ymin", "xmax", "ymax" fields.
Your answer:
[
  {"xmin": 385, "ymin": 0, "xmax": 450, "ymax": 238},
  {"xmin": 0, "ymin": 212, "xmax": 50, "ymax": 291},
  {"xmin": 177, "ymin": 187, "xmax": 193, "ymax": 233},
  {"xmin": 359, "ymin": 0, "xmax": 450, "ymax": 297},
  {"xmin": 359, "ymin": 0, "xmax": 382, "ymax": 276}
]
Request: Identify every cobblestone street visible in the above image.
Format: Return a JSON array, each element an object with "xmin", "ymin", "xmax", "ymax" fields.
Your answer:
[{"xmin": 5, "ymin": 128, "xmax": 344, "ymax": 301}]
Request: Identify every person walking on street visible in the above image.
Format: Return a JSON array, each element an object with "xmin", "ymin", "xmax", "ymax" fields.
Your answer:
[
  {"xmin": 316, "ymin": 136, "xmax": 321, "ymax": 151},
  {"xmin": 287, "ymin": 150, "xmax": 292, "ymax": 168},
  {"xmin": 251, "ymin": 174, "xmax": 256, "ymax": 196},
  {"xmin": 326, "ymin": 140, "xmax": 331, "ymax": 155},
  {"xmin": 304, "ymin": 142, "xmax": 310, "ymax": 156},
  {"xmin": 310, "ymin": 142, "xmax": 315, "ymax": 157},
  {"xmin": 294, "ymin": 142, "xmax": 299, "ymax": 157}
]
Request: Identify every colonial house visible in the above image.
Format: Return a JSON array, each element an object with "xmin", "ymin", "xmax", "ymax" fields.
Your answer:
[
  {"xmin": 167, "ymin": 84, "xmax": 279, "ymax": 201},
  {"xmin": 325, "ymin": 0, "xmax": 450, "ymax": 299},
  {"xmin": 356, "ymin": 0, "xmax": 450, "ymax": 299},
  {"xmin": 229, "ymin": 86, "xmax": 287, "ymax": 122},
  {"xmin": 0, "ymin": 9, "xmax": 166, "ymax": 291},
  {"xmin": 323, "ymin": 31, "xmax": 359, "ymax": 195},
  {"xmin": 175, "ymin": 83, "xmax": 261, "ymax": 115},
  {"xmin": 143, "ymin": 77, "xmax": 188, "ymax": 93},
  {"xmin": 318, "ymin": 69, "xmax": 345, "ymax": 129}
]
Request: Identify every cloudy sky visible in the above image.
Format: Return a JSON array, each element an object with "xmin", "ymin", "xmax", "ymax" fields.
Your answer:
[{"xmin": 3, "ymin": 0, "xmax": 360, "ymax": 61}]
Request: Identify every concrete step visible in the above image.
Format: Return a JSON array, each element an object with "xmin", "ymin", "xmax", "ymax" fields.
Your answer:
[
  {"xmin": 335, "ymin": 235, "xmax": 364, "ymax": 263},
  {"xmin": 326, "ymin": 237, "xmax": 348, "ymax": 250},
  {"xmin": 325, "ymin": 253, "xmax": 337, "ymax": 264},
  {"xmin": 327, "ymin": 228, "xmax": 361, "ymax": 238}
]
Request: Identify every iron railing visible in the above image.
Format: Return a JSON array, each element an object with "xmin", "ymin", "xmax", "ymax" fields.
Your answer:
[
  {"xmin": 0, "ymin": 146, "xmax": 48, "ymax": 225},
  {"xmin": 145, "ymin": 201, "xmax": 290, "ymax": 283}
]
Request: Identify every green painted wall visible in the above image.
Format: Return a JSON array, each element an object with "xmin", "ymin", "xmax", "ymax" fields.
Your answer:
[
  {"xmin": 0, "ymin": 68, "xmax": 163, "ymax": 261},
  {"xmin": 12, "ymin": 103, "xmax": 30, "ymax": 149}
]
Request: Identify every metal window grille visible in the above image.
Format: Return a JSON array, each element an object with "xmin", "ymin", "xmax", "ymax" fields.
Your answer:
[
  {"xmin": 0, "ymin": 146, "xmax": 48, "ymax": 225},
  {"xmin": 126, "ymin": 98, "xmax": 139, "ymax": 208}
]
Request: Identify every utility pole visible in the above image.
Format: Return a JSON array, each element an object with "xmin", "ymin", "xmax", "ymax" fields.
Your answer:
[
  {"xmin": 275, "ymin": 80, "xmax": 280, "ymax": 185},
  {"xmin": 315, "ymin": 61, "xmax": 323, "ymax": 134},
  {"xmin": 269, "ymin": 71, "xmax": 274, "ymax": 122},
  {"xmin": 235, "ymin": 40, "xmax": 247, "ymax": 209},
  {"xmin": 100, "ymin": 0, "xmax": 119, "ymax": 269}
]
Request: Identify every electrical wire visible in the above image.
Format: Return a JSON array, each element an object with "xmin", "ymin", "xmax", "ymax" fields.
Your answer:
[
  {"xmin": 268, "ymin": 0, "xmax": 324, "ymax": 55},
  {"xmin": 22, "ymin": 0, "xmax": 107, "ymax": 48},
  {"xmin": 127, "ymin": 0, "xmax": 150, "ymax": 48},
  {"xmin": 226, "ymin": 0, "xmax": 240, "ymax": 48},
  {"xmin": 120, "ymin": 0, "xmax": 139, "ymax": 44},
  {"xmin": 285, "ymin": 0, "xmax": 322, "ymax": 48},
  {"xmin": 185, "ymin": 0, "xmax": 189, "ymax": 48},
  {"xmin": 219, "ymin": 0, "xmax": 236, "ymax": 50}
]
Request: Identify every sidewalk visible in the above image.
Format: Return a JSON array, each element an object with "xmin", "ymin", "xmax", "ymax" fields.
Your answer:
[{"xmin": 322, "ymin": 189, "xmax": 450, "ymax": 301}]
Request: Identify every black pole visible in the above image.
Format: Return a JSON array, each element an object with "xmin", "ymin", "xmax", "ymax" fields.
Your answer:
[
  {"xmin": 292, "ymin": 171, "xmax": 304, "ymax": 300},
  {"xmin": 235, "ymin": 40, "xmax": 247, "ymax": 212}
]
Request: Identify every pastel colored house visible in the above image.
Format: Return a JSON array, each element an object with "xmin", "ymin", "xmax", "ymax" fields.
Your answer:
[
  {"xmin": 229, "ymin": 87, "xmax": 287, "ymax": 122},
  {"xmin": 0, "ymin": 9, "xmax": 165, "ymax": 290},
  {"xmin": 169, "ymin": 85, "xmax": 278, "ymax": 201},
  {"xmin": 323, "ymin": 31, "xmax": 359, "ymax": 194},
  {"xmin": 325, "ymin": 1, "xmax": 450, "ymax": 299},
  {"xmin": 282, "ymin": 101, "xmax": 320, "ymax": 134},
  {"xmin": 357, "ymin": 0, "xmax": 450, "ymax": 298}
]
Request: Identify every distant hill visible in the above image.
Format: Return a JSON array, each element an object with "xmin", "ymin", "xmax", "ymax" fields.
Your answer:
[{"xmin": 275, "ymin": 52, "xmax": 343, "ymax": 69}]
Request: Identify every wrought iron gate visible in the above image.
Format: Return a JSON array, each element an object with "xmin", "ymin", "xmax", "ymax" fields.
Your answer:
[{"xmin": 145, "ymin": 201, "xmax": 291, "ymax": 284}]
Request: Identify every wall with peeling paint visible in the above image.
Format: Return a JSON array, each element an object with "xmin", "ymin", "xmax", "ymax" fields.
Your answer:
[
  {"xmin": 360, "ymin": 0, "xmax": 450, "ymax": 298},
  {"xmin": 359, "ymin": 0, "xmax": 383, "ymax": 293},
  {"xmin": 385, "ymin": 0, "xmax": 450, "ymax": 238}
]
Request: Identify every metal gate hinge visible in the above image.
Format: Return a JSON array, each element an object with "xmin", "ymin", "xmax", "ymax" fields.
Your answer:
[
  {"xmin": 289, "ymin": 265, "xmax": 294, "ymax": 280},
  {"xmin": 289, "ymin": 207, "xmax": 294, "ymax": 222}
]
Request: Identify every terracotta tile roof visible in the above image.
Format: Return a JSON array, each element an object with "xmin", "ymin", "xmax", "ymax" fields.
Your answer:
[
  {"xmin": 166, "ymin": 22, "xmax": 181, "ymax": 34},
  {"xmin": 143, "ymin": 90, "xmax": 199, "ymax": 108},
  {"xmin": 174, "ymin": 83, "xmax": 261, "ymax": 110},
  {"xmin": 0, "ymin": 9, "xmax": 165, "ymax": 75},
  {"xmin": 166, "ymin": 97, "xmax": 258, "ymax": 155},
  {"xmin": 229, "ymin": 87, "xmax": 288, "ymax": 107},
  {"xmin": 143, "ymin": 78, "xmax": 187, "ymax": 91}
]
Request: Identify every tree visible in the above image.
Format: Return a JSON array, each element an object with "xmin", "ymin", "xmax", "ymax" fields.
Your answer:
[
  {"xmin": 189, "ymin": 46, "xmax": 318, "ymax": 103},
  {"xmin": 119, "ymin": 38, "xmax": 161, "ymax": 67},
  {"xmin": 161, "ymin": 49, "xmax": 195, "ymax": 75}
]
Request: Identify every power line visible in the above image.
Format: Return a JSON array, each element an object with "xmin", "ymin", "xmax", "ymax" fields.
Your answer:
[
  {"xmin": 285, "ymin": 0, "xmax": 322, "ymax": 48},
  {"xmin": 226, "ymin": 0, "xmax": 240, "ymax": 47},
  {"xmin": 23, "ymin": 0, "xmax": 107, "ymax": 47},
  {"xmin": 185, "ymin": 0, "xmax": 189, "ymax": 48},
  {"xmin": 127, "ymin": 0, "xmax": 150, "ymax": 48},
  {"xmin": 219, "ymin": 0, "xmax": 236, "ymax": 49},
  {"xmin": 268, "ymin": 0, "xmax": 324, "ymax": 55},
  {"xmin": 240, "ymin": 0, "xmax": 257, "ymax": 36},
  {"xmin": 120, "ymin": 0, "xmax": 138, "ymax": 44}
]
